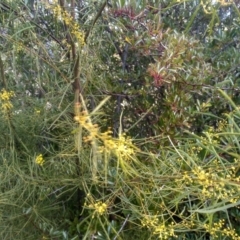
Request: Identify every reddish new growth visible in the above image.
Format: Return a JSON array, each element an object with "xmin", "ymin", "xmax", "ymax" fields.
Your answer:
[
  {"xmin": 112, "ymin": 6, "xmax": 136, "ymax": 20},
  {"xmin": 148, "ymin": 67, "xmax": 164, "ymax": 87}
]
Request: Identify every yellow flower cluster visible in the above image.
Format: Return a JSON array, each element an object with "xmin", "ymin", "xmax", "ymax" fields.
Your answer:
[
  {"xmin": 46, "ymin": 2, "xmax": 85, "ymax": 46},
  {"xmin": 75, "ymin": 110, "xmax": 136, "ymax": 161},
  {"xmin": 88, "ymin": 201, "xmax": 107, "ymax": 216},
  {"xmin": 35, "ymin": 154, "xmax": 45, "ymax": 166},
  {"xmin": 216, "ymin": 119, "xmax": 227, "ymax": 132},
  {"xmin": 154, "ymin": 222, "xmax": 176, "ymax": 239},
  {"xmin": 74, "ymin": 111, "xmax": 99, "ymax": 142},
  {"xmin": 204, "ymin": 220, "xmax": 240, "ymax": 240},
  {"xmin": 190, "ymin": 165, "xmax": 240, "ymax": 202},
  {"xmin": 84, "ymin": 194, "xmax": 108, "ymax": 218},
  {"xmin": 114, "ymin": 134, "xmax": 136, "ymax": 160},
  {"xmin": 142, "ymin": 215, "xmax": 176, "ymax": 239},
  {"xmin": 0, "ymin": 89, "xmax": 14, "ymax": 101},
  {"xmin": 0, "ymin": 89, "xmax": 14, "ymax": 113},
  {"xmin": 14, "ymin": 42, "xmax": 24, "ymax": 53},
  {"xmin": 141, "ymin": 215, "xmax": 158, "ymax": 228},
  {"xmin": 101, "ymin": 133, "xmax": 136, "ymax": 161},
  {"xmin": 71, "ymin": 23, "xmax": 85, "ymax": 46},
  {"xmin": 201, "ymin": 130, "xmax": 220, "ymax": 146}
]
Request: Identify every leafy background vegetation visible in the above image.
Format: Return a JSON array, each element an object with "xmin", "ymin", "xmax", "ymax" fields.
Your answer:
[{"xmin": 1, "ymin": 0, "xmax": 240, "ymax": 239}]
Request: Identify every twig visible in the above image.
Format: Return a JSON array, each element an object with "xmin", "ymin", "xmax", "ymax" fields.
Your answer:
[
  {"xmin": 0, "ymin": 54, "xmax": 7, "ymax": 88},
  {"xmin": 84, "ymin": 1, "xmax": 107, "ymax": 43},
  {"xmin": 113, "ymin": 214, "xmax": 130, "ymax": 240}
]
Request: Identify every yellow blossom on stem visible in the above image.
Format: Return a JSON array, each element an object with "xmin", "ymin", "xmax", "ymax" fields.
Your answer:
[
  {"xmin": 102, "ymin": 133, "xmax": 136, "ymax": 160},
  {"xmin": 87, "ymin": 201, "xmax": 108, "ymax": 218},
  {"xmin": 142, "ymin": 215, "xmax": 176, "ymax": 239},
  {"xmin": 84, "ymin": 194, "xmax": 108, "ymax": 217},
  {"xmin": 0, "ymin": 89, "xmax": 14, "ymax": 114},
  {"xmin": 114, "ymin": 134, "xmax": 136, "ymax": 160},
  {"xmin": 35, "ymin": 154, "xmax": 45, "ymax": 166},
  {"xmin": 154, "ymin": 222, "xmax": 176, "ymax": 239},
  {"xmin": 141, "ymin": 215, "xmax": 158, "ymax": 228},
  {"xmin": 0, "ymin": 89, "xmax": 14, "ymax": 101},
  {"xmin": 45, "ymin": 2, "xmax": 85, "ymax": 46}
]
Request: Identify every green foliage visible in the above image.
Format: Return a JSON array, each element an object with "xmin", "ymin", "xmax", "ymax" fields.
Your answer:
[{"xmin": 0, "ymin": 0, "xmax": 240, "ymax": 239}]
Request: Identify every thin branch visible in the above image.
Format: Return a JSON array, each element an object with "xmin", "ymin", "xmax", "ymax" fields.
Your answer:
[
  {"xmin": 0, "ymin": 55, "xmax": 7, "ymax": 88},
  {"xmin": 113, "ymin": 214, "xmax": 130, "ymax": 240},
  {"xmin": 84, "ymin": 0, "xmax": 107, "ymax": 43}
]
